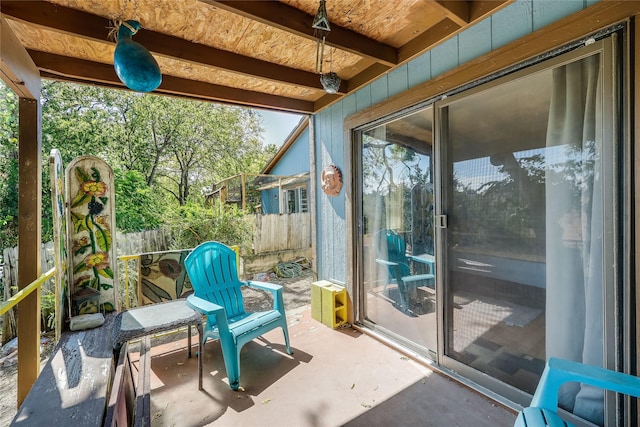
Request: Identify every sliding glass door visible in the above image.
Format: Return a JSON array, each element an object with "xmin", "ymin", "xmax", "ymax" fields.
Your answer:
[
  {"xmin": 360, "ymin": 106, "xmax": 437, "ymax": 355},
  {"xmin": 437, "ymin": 39, "xmax": 617, "ymax": 425}
]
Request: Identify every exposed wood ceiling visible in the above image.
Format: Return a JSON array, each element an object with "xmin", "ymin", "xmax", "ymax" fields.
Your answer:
[{"xmin": 1, "ymin": 0, "xmax": 511, "ymax": 114}]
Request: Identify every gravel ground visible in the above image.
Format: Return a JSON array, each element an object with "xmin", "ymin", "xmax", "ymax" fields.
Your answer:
[{"xmin": 243, "ymin": 267, "xmax": 313, "ymax": 312}]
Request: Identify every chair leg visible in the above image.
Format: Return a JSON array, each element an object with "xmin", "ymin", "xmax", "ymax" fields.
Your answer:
[
  {"xmin": 228, "ymin": 350, "xmax": 241, "ymax": 391},
  {"xmin": 281, "ymin": 324, "xmax": 293, "ymax": 355},
  {"xmin": 397, "ymin": 281, "xmax": 410, "ymax": 313},
  {"xmin": 219, "ymin": 338, "xmax": 241, "ymax": 391}
]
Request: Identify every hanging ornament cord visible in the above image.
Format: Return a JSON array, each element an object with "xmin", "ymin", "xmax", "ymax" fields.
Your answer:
[
  {"xmin": 328, "ymin": 46, "xmax": 334, "ymax": 74},
  {"xmin": 315, "ymin": 32, "xmax": 326, "ymax": 74},
  {"xmin": 108, "ymin": 0, "xmax": 140, "ymax": 40},
  {"xmin": 109, "ymin": 19, "xmax": 139, "ymax": 41},
  {"xmin": 312, "ymin": 0, "xmax": 331, "ymax": 74}
]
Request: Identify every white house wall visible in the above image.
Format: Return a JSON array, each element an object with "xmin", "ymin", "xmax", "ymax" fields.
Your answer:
[{"xmin": 313, "ymin": 0, "xmax": 597, "ymax": 283}]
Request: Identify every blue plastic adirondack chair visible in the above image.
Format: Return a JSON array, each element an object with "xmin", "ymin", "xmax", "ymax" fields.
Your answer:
[
  {"xmin": 514, "ymin": 357, "xmax": 640, "ymax": 426},
  {"xmin": 184, "ymin": 241, "xmax": 292, "ymax": 391},
  {"xmin": 375, "ymin": 229, "xmax": 434, "ymax": 313}
]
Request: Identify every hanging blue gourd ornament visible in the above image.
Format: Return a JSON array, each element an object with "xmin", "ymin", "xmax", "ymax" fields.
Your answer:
[{"xmin": 113, "ymin": 20, "xmax": 162, "ymax": 92}]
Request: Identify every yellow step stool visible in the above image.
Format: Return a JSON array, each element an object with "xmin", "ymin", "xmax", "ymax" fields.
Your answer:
[{"xmin": 311, "ymin": 280, "xmax": 347, "ymax": 329}]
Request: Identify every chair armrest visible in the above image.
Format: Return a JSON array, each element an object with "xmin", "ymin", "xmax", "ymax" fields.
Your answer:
[
  {"xmin": 375, "ymin": 258, "xmax": 399, "ymax": 266},
  {"xmin": 187, "ymin": 294, "xmax": 224, "ymax": 316},
  {"xmin": 247, "ymin": 280, "xmax": 282, "ymax": 293},
  {"xmin": 532, "ymin": 357, "xmax": 640, "ymax": 410},
  {"xmin": 246, "ymin": 281, "xmax": 286, "ymax": 312},
  {"xmin": 408, "ymin": 255, "xmax": 435, "ymax": 274},
  {"xmin": 187, "ymin": 294, "xmax": 231, "ymax": 331}
]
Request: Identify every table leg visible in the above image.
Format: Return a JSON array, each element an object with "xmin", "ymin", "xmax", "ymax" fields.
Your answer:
[{"xmin": 187, "ymin": 325, "xmax": 192, "ymax": 358}]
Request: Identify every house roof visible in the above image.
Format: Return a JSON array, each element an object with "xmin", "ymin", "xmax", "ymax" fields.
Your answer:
[
  {"xmin": 261, "ymin": 116, "xmax": 309, "ymax": 174},
  {"xmin": 1, "ymin": 0, "xmax": 512, "ymax": 114}
]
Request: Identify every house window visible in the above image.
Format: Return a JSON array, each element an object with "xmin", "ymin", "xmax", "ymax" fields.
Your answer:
[{"xmin": 282, "ymin": 186, "xmax": 308, "ymax": 213}]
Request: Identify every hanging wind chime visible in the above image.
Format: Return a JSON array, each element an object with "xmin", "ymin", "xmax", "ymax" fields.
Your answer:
[
  {"xmin": 313, "ymin": 0, "xmax": 341, "ymax": 94},
  {"xmin": 111, "ymin": 19, "xmax": 162, "ymax": 92}
]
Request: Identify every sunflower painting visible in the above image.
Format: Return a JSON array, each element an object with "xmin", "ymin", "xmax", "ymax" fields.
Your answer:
[{"xmin": 65, "ymin": 156, "xmax": 118, "ymax": 314}]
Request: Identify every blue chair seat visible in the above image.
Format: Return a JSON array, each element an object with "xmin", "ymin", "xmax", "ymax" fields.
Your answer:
[
  {"xmin": 400, "ymin": 273, "xmax": 435, "ymax": 284},
  {"xmin": 225, "ymin": 310, "xmax": 283, "ymax": 339}
]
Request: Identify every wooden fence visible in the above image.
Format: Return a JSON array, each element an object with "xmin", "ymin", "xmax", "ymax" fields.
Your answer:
[
  {"xmin": 115, "ymin": 228, "xmax": 173, "ymax": 256},
  {"xmin": 1, "ymin": 242, "xmax": 56, "ymax": 343},
  {"xmin": 253, "ymin": 213, "xmax": 311, "ymax": 253}
]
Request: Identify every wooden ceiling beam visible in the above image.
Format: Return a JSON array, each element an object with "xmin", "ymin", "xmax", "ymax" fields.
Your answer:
[
  {"xmin": 27, "ymin": 51, "xmax": 119, "ymax": 86},
  {"xmin": 159, "ymin": 75, "xmax": 315, "ymax": 114},
  {"xmin": 313, "ymin": 93, "xmax": 342, "ymax": 112},
  {"xmin": 1, "ymin": 1, "xmax": 342, "ymax": 94},
  {"xmin": 209, "ymin": 0, "xmax": 398, "ymax": 67},
  {"xmin": 469, "ymin": 0, "xmax": 512, "ymax": 22},
  {"xmin": 29, "ymin": 50, "xmax": 314, "ymax": 113},
  {"xmin": 0, "ymin": 16, "xmax": 40, "ymax": 99},
  {"xmin": 433, "ymin": 1, "xmax": 469, "ymax": 27}
]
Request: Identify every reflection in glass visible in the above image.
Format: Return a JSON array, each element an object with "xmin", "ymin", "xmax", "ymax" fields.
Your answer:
[
  {"xmin": 360, "ymin": 106, "xmax": 437, "ymax": 353},
  {"xmin": 442, "ymin": 53, "xmax": 607, "ymax": 425}
]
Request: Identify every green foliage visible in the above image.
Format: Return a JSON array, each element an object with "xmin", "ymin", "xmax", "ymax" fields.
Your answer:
[
  {"xmin": 452, "ymin": 154, "xmax": 546, "ymax": 255},
  {"xmin": 114, "ymin": 169, "xmax": 163, "ymax": 232},
  {"xmin": 41, "ymin": 288, "xmax": 56, "ymax": 332},
  {"xmin": 165, "ymin": 201, "xmax": 253, "ymax": 251},
  {"xmin": 41, "ymin": 81, "xmax": 118, "ymax": 162},
  {"xmin": 0, "ymin": 83, "xmax": 19, "ymax": 249}
]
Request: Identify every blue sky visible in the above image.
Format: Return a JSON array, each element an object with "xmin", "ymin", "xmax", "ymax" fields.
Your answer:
[{"xmin": 257, "ymin": 110, "xmax": 304, "ymax": 148}]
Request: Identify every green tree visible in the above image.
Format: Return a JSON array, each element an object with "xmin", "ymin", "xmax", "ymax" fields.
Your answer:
[
  {"xmin": 165, "ymin": 200, "xmax": 253, "ymax": 251},
  {"xmin": 114, "ymin": 169, "xmax": 164, "ymax": 232},
  {"xmin": 154, "ymin": 102, "xmax": 269, "ymax": 205},
  {"xmin": 41, "ymin": 81, "xmax": 119, "ymax": 163},
  {"xmin": 39, "ymin": 82, "xmax": 126, "ymax": 242},
  {"xmin": 0, "ymin": 83, "xmax": 19, "ymax": 249},
  {"xmin": 107, "ymin": 93, "xmax": 181, "ymax": 186}
]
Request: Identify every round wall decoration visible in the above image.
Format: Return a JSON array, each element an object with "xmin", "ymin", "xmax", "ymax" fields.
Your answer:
[{"xmin": 321, "ymin": 164, "xmax": 342, "ymax": 196}]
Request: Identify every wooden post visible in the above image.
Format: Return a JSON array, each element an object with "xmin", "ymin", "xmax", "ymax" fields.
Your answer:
[
  {"xmin": 308, "ymin": 116, "xmax": 317, "ymax": 281},
  {"xmin": 3, "ymin": 15, "xmax": 43, "ymax": 407},
  {"xmin": 17, "ymin": 96, "xmax": 42, "ymax": 406}
]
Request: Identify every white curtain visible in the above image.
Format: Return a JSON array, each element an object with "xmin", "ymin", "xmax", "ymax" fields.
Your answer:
[{"xmin": 545, "ymin": 53, "xmax": 604, "ymax": 425}]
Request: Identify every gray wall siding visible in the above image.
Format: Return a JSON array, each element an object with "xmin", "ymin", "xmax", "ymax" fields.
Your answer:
[{"xmin": 313, "ymin": 0, "xmax": 593, "ymax": 283}]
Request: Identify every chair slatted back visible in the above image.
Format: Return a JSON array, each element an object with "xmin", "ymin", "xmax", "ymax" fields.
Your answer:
[
  {"xmin": 376, "ymin": 229, "xmax": 411, "ymax": 277},
  {"xmin": 184, "ymin": 241, "xmax": 245, "ymax": 318}
]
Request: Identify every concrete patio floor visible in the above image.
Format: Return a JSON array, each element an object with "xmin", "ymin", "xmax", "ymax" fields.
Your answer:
[{"xmin": 136, "ymin": 305, "xmax": 518, "ymax": 427}]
